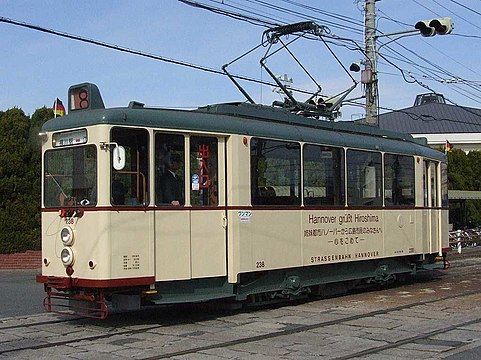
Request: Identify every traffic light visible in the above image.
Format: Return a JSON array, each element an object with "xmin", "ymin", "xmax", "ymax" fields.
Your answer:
[
  {"xmin": 415, "ymin": 17, "xmax": 454, "ymax": 37},
  {"xmin": 429, "ymin": 17, "xmax": 454, "ymax": 35},
  {"xmin": 415, "ymin": 20, "xmax": 435, "ymax": 37}
]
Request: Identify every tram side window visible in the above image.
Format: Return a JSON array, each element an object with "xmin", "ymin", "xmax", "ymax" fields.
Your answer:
[
  {"xmin": 190, "ymin": 136, "xmax": 218, "ymax": 206},
  {"xmin": 431, "ymin": 162, "xmax": 439, "ymax": 207},
  {"xmin": 110, "ymin": 128, "xmax": 149, "ymax": 206},
  {"xmin": 347, "ymin": 149, "xmax": 382, "ymax": 207},
  {"xmin": 423, "ymin": 160, "xmax": 439, "ymax": 207},
  {"xmin": 155, "ymin": 133, "xmax": 185, "ymax": 206},
  {"xmin": 44, "ymin": 145, "xmax": 97, "ymax": 207},
  {"xmin": 303, "ymin": 144, "xmax": 345, "ymax": 206},
  {"xmin": 384, "ymin": 154, "xmax": 415, "ymax": 206},
  {"xmin": 441, "ymin": 163, "xmax": 448, "ymax": 207},
  {"xmin": 251, "ymin": 138, "xmax": 301, "ymax": 206},
  {"xmin": 423, "ymin": 161, "xmax": 428, "ymax": 207}
]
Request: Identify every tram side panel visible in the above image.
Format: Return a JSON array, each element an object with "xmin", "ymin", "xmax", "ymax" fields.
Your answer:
[
  {"xmin": 155, "ymin": 210, "xmax": 191, "ymax": 281},
  {"xmin": 302, "ymin": 210, "xmax": 385, "ymax": 266},
  {"xmin": 382, "ymin": 210, "xmax": 417, "ymax": 257},
  {"xmin": 109, "ymin": 211, "xmax": 154, "ymax": 280},
  {"xmin": 190, "ymin": 209, "xmax": 227, "ymax": 278},
  {"xmin": 239, "ymin": 210, "xmax": 302, "ymax": 272},
  {"xmin": 227, "ymin": 135, "xmax": 249, "ymax": 283}
]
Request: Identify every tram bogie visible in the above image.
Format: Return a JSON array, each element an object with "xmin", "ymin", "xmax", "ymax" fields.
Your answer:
[{"xmin": 37, "ymin": 82, "xmax": 449, "ymax": 319}]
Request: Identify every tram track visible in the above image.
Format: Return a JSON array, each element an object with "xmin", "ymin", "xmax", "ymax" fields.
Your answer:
[
  {"xmin": 0, "ymin": 323, "xmax": 167, "ymax": 355},
  {"xmin": 0, "ymin": 316, "xmax": 81, "ymax": 331},
  {"xmin": 0, "ymin": 257, "xmax": 476, "ymax": 333},
  {"xmin": 139, "ymin": 289, "xmax": 481, "ymax": 360},
  {"xmin": 335, "ymin": 316, "xmax": 481, "ymax": 359},
  {"xmin": 1, "ymin": 286, "xmax": 479, "ymax": 358},
  {"xmin": 1, "ymin": 254, "xmax": 480, "ymax": 357}
]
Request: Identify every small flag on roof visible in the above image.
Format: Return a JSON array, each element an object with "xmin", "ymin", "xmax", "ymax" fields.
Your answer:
[
  {"xmin": 445, "ymin": 140, "xmax": 453, "ymax": 153},
  {"xmin": 53, "ymin": 98, "xmax": 65, "ymax": 117}
]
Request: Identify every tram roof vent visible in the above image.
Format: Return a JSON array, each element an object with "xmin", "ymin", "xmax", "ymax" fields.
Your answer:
[{"xmin": 128, "ymin": 101, "xmax": 145, "ymax": 109}]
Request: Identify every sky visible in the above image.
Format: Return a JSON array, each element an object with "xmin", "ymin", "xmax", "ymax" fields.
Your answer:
[{"xmin": 1, "ymin": 0, "xmax": 480, "ymax": 121}]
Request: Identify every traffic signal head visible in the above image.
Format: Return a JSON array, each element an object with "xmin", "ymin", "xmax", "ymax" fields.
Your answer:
[
  {"xmin": 415, "ymin": 17, "xmax": 454, "ymax": 37},
  {"xmin": 415, "ymin": 20, "xmax": 436, "ymax": 37},
  {"xmin": 429, "ymin": 17, "xmax": 454, "ymax": 35}
]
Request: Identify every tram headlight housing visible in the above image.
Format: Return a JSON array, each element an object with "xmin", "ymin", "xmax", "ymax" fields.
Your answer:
[
  {"xmin": 61, "ymin": 247, "xmax": 75, "ymax": 266},
  {"xmin": 60, "ymin": 226, "xmax": 74, "ymax": 246}
]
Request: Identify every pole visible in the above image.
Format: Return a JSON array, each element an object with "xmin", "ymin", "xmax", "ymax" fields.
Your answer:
[{"xmin": 364, "ymin": 0, "xmax": 378, "ymax": 125}]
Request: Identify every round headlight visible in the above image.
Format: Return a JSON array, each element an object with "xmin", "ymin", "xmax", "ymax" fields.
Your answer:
[
  {"xmin": 60, "ymin": 226, "xmax": 74, "ymax": 246},
  {"xmin": 61, "ymin": 247, "xmax": 75, "ymax": 266}
]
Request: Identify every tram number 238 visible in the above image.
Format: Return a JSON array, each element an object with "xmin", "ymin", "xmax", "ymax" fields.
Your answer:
[{"xmin": 256, "ymin": 260, "xmax": 266, "ymax": 269}]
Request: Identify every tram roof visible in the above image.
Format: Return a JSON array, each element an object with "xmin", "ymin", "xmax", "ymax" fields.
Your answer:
[{"xmin": 42, "ymin": 102, "xmax": 445, "ymax": 161}]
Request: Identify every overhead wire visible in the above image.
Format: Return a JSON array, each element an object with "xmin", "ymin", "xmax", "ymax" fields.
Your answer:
[
  {"xmin": 185, "ymin": 0, "xmax": 481, "ymax": 119},
  {"xmin": 4, "ymin": 0, "xmax": 480, "ymax": 121},
  {"xmin": 375, "ymin": 4, "xmax": 481, "ymax": 109},
  {"xmin": 0, "ymin": 15, "xmax": 318, "ymax": 98},
  {"xmin": 377, "ymin": 8, "xmax": 481, "ymax": 79},
  {"xmin": 248, "ymin": 0, "xmax": 365, "ymax": 35},
  {"xmin": 429, "ymin": 0, "xmax": 481, "ymax": 31},
  {"xmin": 178, "ymin": 0, "xmax": 278, "ymax": 27},
  {"xmin": 448, "ymin": 0, "xmax": 481, "ymax": 17},
  {"xmin": 180, "ymin": 0, "xmax": 368, "ymax": 98},
  {"xmin": 379, "ymin": 49, "xmax": 481, "ymax": 104},
  {"xmin": 237, "ymin": 0, "xmax": 481, "ymax": 121}
]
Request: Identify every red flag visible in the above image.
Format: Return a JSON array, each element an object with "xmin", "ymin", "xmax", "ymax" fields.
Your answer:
[{"xmin": 53, "ymin": 98, "xmax": 65, "ymax": 117}]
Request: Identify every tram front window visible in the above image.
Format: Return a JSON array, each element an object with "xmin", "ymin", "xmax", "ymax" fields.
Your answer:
[{"xmin": 44, "ymin": 146, "xmax": 97, "ymax": 207}]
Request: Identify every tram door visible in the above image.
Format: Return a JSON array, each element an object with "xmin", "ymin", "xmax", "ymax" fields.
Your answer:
[
  {"xmin": 423, "ymin": 160, "xmax": 440, "ymax": 253},
  {"xmin": 154, "ymin": 134, "xmax": 226, "ymax": 281},
  {"xmin": 188, "ymin": 136, "xmax": 227, "ymax": 279}
]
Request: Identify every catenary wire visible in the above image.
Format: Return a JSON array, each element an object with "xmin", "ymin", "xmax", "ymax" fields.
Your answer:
[{"xmin": 0, "ymin": 16, "xmax": 322, "ymax": 98}]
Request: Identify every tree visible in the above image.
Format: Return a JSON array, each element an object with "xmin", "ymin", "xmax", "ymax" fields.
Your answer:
[
  {"xmin": 0, "ymin": 107, "xmax": 51, "ymax": 253},
  {"xmin": 447, "ymin": 149, "xmax": 481, "ymax": 228}
]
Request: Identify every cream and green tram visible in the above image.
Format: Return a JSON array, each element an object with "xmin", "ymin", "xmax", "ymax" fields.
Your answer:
[{"xmin": 37, "ymin": 83, "xmax": 449, "ymax": 318}]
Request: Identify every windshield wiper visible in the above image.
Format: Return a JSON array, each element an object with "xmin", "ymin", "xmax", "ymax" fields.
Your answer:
[{"xmin": 46, "ymin": 172, "xmax": 70, "ymax": 202}]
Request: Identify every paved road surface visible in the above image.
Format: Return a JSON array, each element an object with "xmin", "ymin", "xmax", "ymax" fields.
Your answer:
[{"xmin": 0, "ymin": 269, "xmax": 44, "ymax": 318}]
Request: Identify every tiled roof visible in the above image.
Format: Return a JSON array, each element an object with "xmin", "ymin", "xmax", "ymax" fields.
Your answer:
[{"xmin": 377, "ymin": 102, "xmax": 481, "ymax": 133}]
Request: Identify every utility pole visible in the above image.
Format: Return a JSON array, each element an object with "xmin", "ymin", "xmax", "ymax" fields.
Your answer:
[
  {"xmin": 364, "ymin": 0, "xmax": 378, "ymax": 125},
  {"xmin": 362, "ymin": 0, "xmax": 453, "ymax": 126}
]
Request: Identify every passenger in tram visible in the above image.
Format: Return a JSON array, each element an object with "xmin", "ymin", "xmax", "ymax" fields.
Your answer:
[{"xmin": 160, "ymin": 153, "xmax": 184, "ymax": 206}]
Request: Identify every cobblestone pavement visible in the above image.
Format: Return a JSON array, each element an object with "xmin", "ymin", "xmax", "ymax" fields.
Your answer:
[{"xmin": 1, "ymin": 250, "xmax": 481, "ymax": 359}]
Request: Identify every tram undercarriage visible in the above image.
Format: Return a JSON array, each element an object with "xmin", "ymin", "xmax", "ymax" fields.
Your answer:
[{"xmin": 41, "ymin": 253, "xmax": 446, "ymax": 319}]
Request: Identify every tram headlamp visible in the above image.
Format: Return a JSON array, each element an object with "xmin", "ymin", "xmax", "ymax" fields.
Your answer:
[
  {"xmin": 60, "ymin": 226, "xmax": 74, "ymax": 246},
  {"xmin": 61, "ymin": 247, "xmax": 75, "ymax": 266}
]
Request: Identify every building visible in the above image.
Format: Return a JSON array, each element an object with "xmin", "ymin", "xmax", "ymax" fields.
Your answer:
[
  {"xmin": 376, "ymin": 93, "xmax": 481, "ymax": 153},
  {"xmin": 375, "ymin": 93, "xmax": 481, "ymax": 230}
]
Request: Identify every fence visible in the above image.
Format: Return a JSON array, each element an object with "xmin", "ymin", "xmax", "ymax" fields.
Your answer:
[{"xmin": 449, "ymin": 228, "xmax": 481, "ymax": 249}]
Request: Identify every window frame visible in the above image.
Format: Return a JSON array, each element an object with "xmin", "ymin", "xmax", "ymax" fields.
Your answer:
[
  {"xmin": 383, "ymin": 153, "xmax": 415, "ymax": 207},
  {"xmin": 250, "ymin": 137, "xmax": 301, "ymax": 206},
  {"xmin": 346, "ymin": 149, "xmax": 382, "ymax": 207},
  {"xmin": 110, "ymin": 127, "xmax": 150, "ymax": 206},
  {"xmin": 302, "ymin": 143, "xmax": 345, "ymax": 207},
  {"xmin": 43, "ymin": 144, "xmax": 97, "ymax": 208}
]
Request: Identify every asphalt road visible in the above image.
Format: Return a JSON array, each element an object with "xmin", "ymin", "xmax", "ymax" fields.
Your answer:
[{"xmin": 0, "ymin": 269, "xmax": 45, "ymax": 318}]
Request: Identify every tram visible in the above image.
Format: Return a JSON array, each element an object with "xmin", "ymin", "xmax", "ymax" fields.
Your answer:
[{"xmin": 36, "ymin": 81, "xmax": 449, "ymax": 318}]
